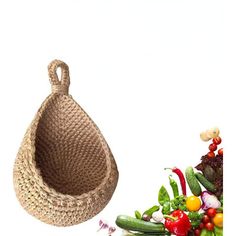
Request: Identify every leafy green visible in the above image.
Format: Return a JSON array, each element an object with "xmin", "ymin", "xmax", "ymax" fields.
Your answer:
[
  {"xmin": 220, "ymin": 195, "xmax": 223, "ymax": 206},
  {"xmin": 162, "ymin": 202, "xmax": 171, "ymax": 214},
  {"xmin": 188, "ymin": 212, "xmax": 204, "ymax": 229},
  {"xmin": 188, "ymin": 212, "xmax": 203, "ymax": 221},
  {"xmin": 158, "ymin": 186, "xmax": 170, "ymax": 206},
  {"xmin": 170, "ymin": 195, "xmax": 187, "ymax": 211},
  {"xmin": 191, "ymin": 220, "xmax": 201, "ymax": 228},
  {"xmin": 195, "ymin": 154, "xmax": 223, "ymax": 198}
]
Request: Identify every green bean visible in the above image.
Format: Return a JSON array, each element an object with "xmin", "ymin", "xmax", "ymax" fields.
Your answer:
[
  {"xmin": 135, "ymin": 210, "xmax": 142, "ymax": 219},
  {"xmin": 143, "ymin": 205, "xmax": 160, "ymax": 217},
  {"xmin": 169, "ymin": 176, "xmax": 179, "ymax": 198}
]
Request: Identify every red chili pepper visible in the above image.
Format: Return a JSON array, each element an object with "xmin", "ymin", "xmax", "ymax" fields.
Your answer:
[
  {"xmin": 164, "ymin": 210, "xmax": 191, "ymax": 236},
  {"xmin": 165, "ymin": 167, "xmax": 187, "ymax": 196}
]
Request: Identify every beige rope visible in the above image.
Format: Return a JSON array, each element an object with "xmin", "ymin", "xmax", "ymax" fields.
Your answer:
[
  {"xmin": 13, "ymin": 60, "xmax": 119, "ymax": 226},
  {"xmin": 48, "ymin": 59, "xmax": 70, "ymax": 94}
]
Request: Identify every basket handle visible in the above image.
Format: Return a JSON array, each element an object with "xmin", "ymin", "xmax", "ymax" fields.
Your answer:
[{"xmin": 48, "ymin": 59, "xmax": 70, "ymax": 95}]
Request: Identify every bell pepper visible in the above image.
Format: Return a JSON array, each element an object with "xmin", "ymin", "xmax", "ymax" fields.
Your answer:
[{"xmin": 164, "ymin": 210, "xmax": 191, "ymax": 236}]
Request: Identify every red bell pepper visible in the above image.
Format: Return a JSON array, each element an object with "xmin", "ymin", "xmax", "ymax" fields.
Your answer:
[{"xmin": 164, "ymin": 210, "xmax": 191, "ymax": 236}]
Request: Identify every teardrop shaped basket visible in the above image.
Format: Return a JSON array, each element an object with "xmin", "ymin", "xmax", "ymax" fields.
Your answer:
[{"xmin": 13, "ymin": 60, "xmax": 119, "ymax": 226}]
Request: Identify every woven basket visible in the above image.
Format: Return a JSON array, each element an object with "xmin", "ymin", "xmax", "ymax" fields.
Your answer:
[{"xmin": 13, "ymin": 60, "xmax": 119, "ymax": 226}]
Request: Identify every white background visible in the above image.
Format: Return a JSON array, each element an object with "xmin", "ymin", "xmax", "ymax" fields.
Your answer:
[{"xmin": 0, "ymin": 0, "xmax": 234, "ymax": 235}]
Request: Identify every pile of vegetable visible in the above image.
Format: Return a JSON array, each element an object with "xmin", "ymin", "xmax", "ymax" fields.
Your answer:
[{"xmin": 116, "ymin": 128, "xmax": 223, "ymax": 236}]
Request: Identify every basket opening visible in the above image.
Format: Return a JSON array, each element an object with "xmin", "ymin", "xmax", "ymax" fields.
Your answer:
[{"xmin": 35, "ymin": 96, "xmax": 107, "ymax": 196}]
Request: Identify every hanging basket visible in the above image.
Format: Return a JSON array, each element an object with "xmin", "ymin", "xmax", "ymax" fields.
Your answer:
[{"xmin": 13, "ymin": 60, "xmax": 119, "ymax": 226}]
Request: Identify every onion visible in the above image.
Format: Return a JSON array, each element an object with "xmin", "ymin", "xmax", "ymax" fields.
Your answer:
[
  {"xmin": 201, "ymin": 191, "xmax": 221, "ymax": 210},
  {"xmin": 152, "ymin": 211, "xmax": 164, "ymax": 223}
]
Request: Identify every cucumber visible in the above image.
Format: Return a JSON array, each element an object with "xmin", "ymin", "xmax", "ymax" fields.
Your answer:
[
  {"xmin": 130, "ymin": 232, "xmax": 171, "ymax": 236},
  {"xmin": 116, "ymin": 215, "xmax": 165, "ymax": 233},
  {"xmin": 195, "ymin": 172, "xmax": 216, "ymax": 193},
  {"xmin": 185, "ymin": 167, "xmax": 202, "ymax": 196},
  {"xmin": 127, "ymin": 231, "xmax": 171, "ymax": 236},
  {"xmin": 203, "ymin": 165, "xmax": 216, "ymax": 182}
]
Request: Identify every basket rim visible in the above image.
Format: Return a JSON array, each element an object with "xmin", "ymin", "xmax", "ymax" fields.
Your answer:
[{"xmin": 24, "ymin": 93, "xmax": 114, "ymax": 201}]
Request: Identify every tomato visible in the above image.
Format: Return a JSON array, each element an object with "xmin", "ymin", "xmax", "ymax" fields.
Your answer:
[
  {"xmin": 206, "ymin": 208, "xmax": 216, "ymax": 218},
  {"xmin": 212, "ymin": 213, "xmax": 223, "ymax": 228},
  {"xmin": 186, "ymin": 196, "xmax": 201, "ymax": 212},
  {"xmin": 209, "ymin": 143, "xmax": 217, "ymax": 152},
  {"xmin": 199, "ymin": 223, "xmax": 204, "ymax": 229},
  {"xmin": 207, "ymin": 151, "xmax": 215, "ymax": 158},
  {"xmin": 218, "ymin": 148, "xmax": 223, "ymax": 156},
  {"xmin": 194, "ymin": 228, "xmax": 201, "ymax": 236},
  {"xmin": 205, "ymin": 222, "xmax": 214, "ymax": 231},
  {"xmin": 202, "ymin": 215, "xmax": 210, "ymax": 224},
  {"xmin": 213, "ymin": 136, "xmax": 222, "ymax": 145}
]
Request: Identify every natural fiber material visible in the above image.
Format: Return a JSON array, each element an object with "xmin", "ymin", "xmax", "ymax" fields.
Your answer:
[{"xmin": 13, "ymin": 60, "xmax": 119, "ymax": 226}]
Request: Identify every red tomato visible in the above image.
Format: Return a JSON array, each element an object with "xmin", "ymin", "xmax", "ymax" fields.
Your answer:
[
  {"xmin": 207, "ymin": 208, "xmax": 216, "ymax": 218},
  {"xmin": 194, "ymin": 228, "xmax": 201, "ymax": 236},
  {"xmin": 209, "ymin": 143, "xmax": 217, "ymax": 152},
  {"xmin": 202, "ymin": 215, "xmax": 210, "ymax": 224},
  {"xmin": 205, "ymin": 222, "xmax": 214, "ymax": 231},
  {"xmin": 218, "ymin": 148, "xmax": 223, "ymax": 156},
  {"xmin": 199, "ymin": 223, "xmax": 204, "ymax": 229},
  {"xmin": 207, "ymin": 152, "xmax": 215, "ymax": 158},
  {"xmin": 213, "ymin": 137, "xmax": 222, "ymax": 145}
]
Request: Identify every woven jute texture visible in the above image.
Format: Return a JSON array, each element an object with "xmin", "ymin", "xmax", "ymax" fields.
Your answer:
[{"xmin": 13, "ymin": 60, "xmax": 119, "ymax": 226}]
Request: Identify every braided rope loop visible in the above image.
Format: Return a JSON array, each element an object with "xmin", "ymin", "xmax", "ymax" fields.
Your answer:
[{"xmin": 48, "ymin": 59, "xmax": 70, "ymax": 94}]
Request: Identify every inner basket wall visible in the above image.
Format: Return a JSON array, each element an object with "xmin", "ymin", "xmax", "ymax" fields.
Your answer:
[{"xmin": 35, "ymin": 95, "xmax": 107, "ymax": 196}]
